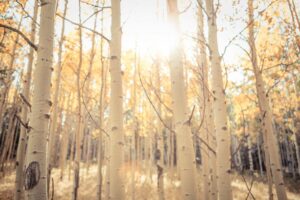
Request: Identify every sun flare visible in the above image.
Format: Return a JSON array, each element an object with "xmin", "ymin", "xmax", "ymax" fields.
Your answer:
[{"xmin": 130, "ymin": 19, "xmax": 180, "ymax": 57}]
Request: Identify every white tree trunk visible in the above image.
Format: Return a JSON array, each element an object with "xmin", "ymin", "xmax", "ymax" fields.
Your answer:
[
  {"xmin": 24, "ymin": 0, "xmax": 56, "ymax": 199},
  {"xmin": 109, "ymin": 0, "xmax": 125, "ymax": 199},
  {"xmin": 48, "ymin": 0, "xmax": 68, "ymax": 174},
  {"xmin": 257, "ymin": 133, "xmax": 264, "ymax": 176},
  {"xmin": 248, "ymin": 0, "xmax": 287, "ymax": 199},
  {"xmin": 205, "ymin": 0, "xmax": 233, "ymax": 199},
  {"xmin": 15, "ymin": 1, "xmax": 38, "ymax": 199},
  {"xmin": 155, "ymin": 58, "xmax": 164, "ymax": 200},
  {"xmin": 97, "ymin": 3, "xmax": 106, "ymax": 197},
  {"xmin": 197, "ymin": 1, "xmax": 217, "ymax": 199},
  {"xmin": 247, "ymin": 135, "xmax": 254, "ymax": 172},
  {"xmin": 85, "ymin": 0, "xmax": 99, "ymax": 174},
  {"xmin": 167, "ymin": 0, "xmax": 197, "ymax": 199},
  {"xmin": 59, "ymin": 94, "xmax": 71, "ymax": 180},
  {"xmin": 72, "ymin": 1, "xmax": 84, "ymax": 199},
  {"xmin": 291, "ymin": 74, "xmax": 300, "ymax": 175}
]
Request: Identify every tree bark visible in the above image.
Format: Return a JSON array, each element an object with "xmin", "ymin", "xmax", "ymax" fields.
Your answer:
[
  {"xmin": 166, "ymin": 0, "xmax": 197, "ymax": 199},
  {"xmin": 59, "ymin": 93, "xmax": 71, "ymax": 180},
  {"xmin": 97, "ymin": 1, "xmax": 106, "ymax": 198},
  {"xmin": 109, "ymin": 0, "xmax": 125, "ymax": 199},
  {"xmin": 155, "ymin": 58, "xmax": 164, "ymax": 200},
  {"xmin": 23, "ymin": 0, "xmax": 56, "ymax": 199},
  {"xmin": 248, "ymin": 0, "xmax": 287, "ymax": 199},
  {"xmin": 14, "ymin": 2, "xmax": 38, "ymax": 199},
  {"xmin": 205, "ymin": 0, "xmax": 233, "ymax": 199},
  {"xmin": 48, "ymin": 0, "xmax": 68, "ymax": 177},
  {"xmin": 197, "ymin": 1, "xmax": 217, "ymax": 199},
  {"xmin": 247, "ymin": 135, "xmax": 254, "ymax": 172},
  {"xmin": 72, "ymin": 1, "xmax": 84, "ymax": 199}
]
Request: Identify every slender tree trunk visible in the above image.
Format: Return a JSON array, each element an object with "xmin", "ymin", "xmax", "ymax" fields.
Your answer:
[
  {"xmin": 197, "ymin": 1, "xmax": 217, "ymax": 199},
  {"xmin": 48, "ymin": 0, "xmax": 68, "ymax": 179},
  {"xmin": 257, "ymin": 133, "xmax": 264, "ymax": 176},
  {"xmin": 8, "ymin": 114, "xmax": 18, "ymax": 163},
  {"xmin": 293, "ymin": 130, "xmax": 300, "ymax": 175},
  {"xmin": 262, "ymin": 135, "xmax": 274, "ymax": 200},
  {"xmin": 247, "ymin": 135, "xmax": 254, "ymax": 172},
  {"xmin": 97, "ymin": 1, "xmax": 106, "ymax": 197},
  {"xmin": 72, "ymin": 1, "xmax": 84, "ymax": 199},
  {"xmin": 85, "ymin": 0, "xmax": 100, "ymax": 174},
  {"xmin": 0, "ymin": 108, "xmax": 17, "ymax": 168},
  {"xmin": 166, "ymin": 0, "xmax": 197, "ymax": 199},
  {"xmin": 290, "ymin": 73, "xmax": 300, "ymax": 175},
  {"xmin": 14, "ymin": 2, "xmax": 38, "ymax": 199},
  {"xmin": 23, "ymin": 0, "xmax": 56, "ymax": 199},
  {"xmin": 109, "ymin": 0, "xmax": 125, "ymax": 199},
  {"xmin": 282, "ymin": 129, "xmax": 291, "ymax": 174},
  {"xmin": 155, "ymin": 58, "xmax": 164, "ymax": 200},
  {"xmin": 153, "ymin": 3, "xmax": 164, "ymax": 199},
  {"xmin": 197, "ymin": 3, "xmax": 209, "ymax": 199},
  {"xmin": 205, "ymin": 0, "xmax": 233, "ymax": 199},
  {"xmin": 60, "ymin": 94, "xmax": 71, "ymax": 180},
  {"xmin": 207, "ymin": 105, "xmax": 217, "ymax": 200},
  {"xmin": 248, "ymin": 0, "xmax": 287, "ymax": 199},
  {"xmin": 130, "ymin": 48, "xmax": 138, "ymax": 200},
  {"xmin": 105, "ymin": 131, "xmax": 110, "ymax": 200}
]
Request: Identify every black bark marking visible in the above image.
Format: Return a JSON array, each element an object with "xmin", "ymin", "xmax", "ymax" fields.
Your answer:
[
  {"xmin": 157, "ymin": 164, "xmax": 163, "ymax": 180},
  {"xmin": 24, "ymin": 161, "xmax": 40, "ymax": 190},
  {"xmin": 155, "ymin": 149, "xmax": 161, "ymax": 160},
  {"xmin": 44, "ymin": 114, "xmax": 50, "ymax": 119}
]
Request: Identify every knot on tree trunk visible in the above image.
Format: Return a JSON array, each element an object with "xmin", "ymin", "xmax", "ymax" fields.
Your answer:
[{"xmin": 24, "ymin": 161, "xmax": 40, "ymax": 190}]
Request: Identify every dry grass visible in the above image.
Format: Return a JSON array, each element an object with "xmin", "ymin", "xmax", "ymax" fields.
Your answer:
[{"xmin": 0, "ymin": 162, "xmax": 299, "ymax": 200}]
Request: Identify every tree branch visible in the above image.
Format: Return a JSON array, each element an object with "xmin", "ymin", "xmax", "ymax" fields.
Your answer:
[
  {"xmin": 0, "ymin": 23, "xmax": 38, "ymax": 51},
  {"xmin": 56, "ymin": 13, "xmax": 110, "ymax": 43}
]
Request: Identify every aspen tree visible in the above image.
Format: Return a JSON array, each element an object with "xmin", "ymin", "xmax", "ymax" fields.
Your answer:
[
  {"xmin": 257, "ymin": 134, "xmax": 264, "ymax": 176},
  {"xmin": 15, "ymin": 1, "xmax": 38, "ymax": 199},
  {"xmin": 263, "ymin": 134, "xmax": 274, "ymax": 200},
  {"xmin": 59, "ymin": 94, "xmax": 71, "ymax": 180},
  {"xmin": 97, "ymin": 0, "xmax": 106, "ymax": 198},
  {"xmin": 85, "ymin": 0, "xmax": 100, "ymax": 173},
  {"xmin": 247, "ymin": 135, "xmax": 254, "ymax": 172},
  {"xmin": 72, "ymin": 0, "xmax": 84, "ymax": 199},
  {"xmin": 154, "ymin": 2, "xmax": 164, "ymax": 199},
  {"xmin": 130, "ymin": 49, "xmax": 138, "ymax": 200},
  {"xmin": 205, "ymin": 0, "xmax": 233, "ymax": 199},
  {"xmin": 196, "ymin": 1, "xmax": 215, "ymax": 199},
  {"xmin": 155, "ymin": 58, "xmax": 164, "ymax": 200},
  {"xmin": 23, "ymin": 0, "xmax": 56, "ymax": 199},
  {"xmin": 290, "ymin": 74, "xmax": 300, "ymax": 175},
  {"xmin": 248, "ymin": 0, "xmax": 287, "ymax": 199},
  {"xmin": 286, "ymin": 2, "xmax": 300, "ymax": 175},
  {"xmin": 0, "ymin": 106, "xmax": 17, "ymax": 169},
  {"xmin": 109, "ymin": 0, "xmax": 125, "ymax": 199},
  {"xmin": 166, "ymin": 0, "xmax": 197, "ymax": 199},
  {"xmin": 48, "ymin": 0, "xmax": 68, "ymax": 176}
]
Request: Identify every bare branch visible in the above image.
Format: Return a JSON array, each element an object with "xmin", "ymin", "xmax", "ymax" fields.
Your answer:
[
  {"xmin": 56, "ymin": 13, "xmax": 110, "ymax": 43},
  {"xmin": 0, "ymin": 23, "xmax": 38, "ymax": 51}
]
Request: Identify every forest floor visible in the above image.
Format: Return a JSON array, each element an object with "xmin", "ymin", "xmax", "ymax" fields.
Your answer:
[{"xmin": 0, "ymin": 162, "xmax": 299, "ymax": 200}]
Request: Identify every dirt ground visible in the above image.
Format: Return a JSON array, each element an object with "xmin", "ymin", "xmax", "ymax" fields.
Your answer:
[{"xmin": 1, "ymin": 162, "xmax": 299, "ymax": 200}]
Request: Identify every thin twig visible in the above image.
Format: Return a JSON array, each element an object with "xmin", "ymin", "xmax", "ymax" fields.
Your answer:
[
  {"xmin": 56, "ymin": 13, "xmax": 110, "ymax": 43},
  {"xmin": 0, "ymin": 23, "xmax": 38, "ymax": 51},
  {"xmin": 139, "ymin": 66, "xmax": 216, "ymax": 155}
]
